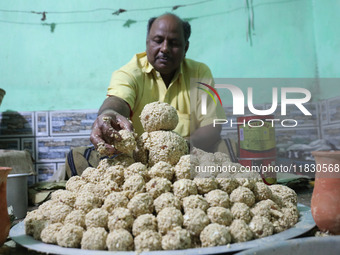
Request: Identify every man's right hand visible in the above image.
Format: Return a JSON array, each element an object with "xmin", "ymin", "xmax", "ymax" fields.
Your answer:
[
  {"xmin": 90, "ymin": 96, "xmax": 133, "ymax": 156},
  {"xmin": 90, "ymin": 110, "xmax": 133, "ymax": 156}
]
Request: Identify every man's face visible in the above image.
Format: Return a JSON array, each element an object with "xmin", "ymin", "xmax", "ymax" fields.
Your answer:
[{"xmin": 146, "ymin": 15, "xmax": 189, "ymax": 77}]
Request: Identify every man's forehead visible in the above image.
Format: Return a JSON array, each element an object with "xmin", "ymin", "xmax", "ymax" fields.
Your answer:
[{"xmin": 149, "ymin": 15, "xmax": 183, "ymax": 35}]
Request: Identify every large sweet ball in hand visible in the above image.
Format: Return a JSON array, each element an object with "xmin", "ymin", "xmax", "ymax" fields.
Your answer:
[{"xmin": 140, "ymin": 101, "xmax": 179, "ymax": 132}]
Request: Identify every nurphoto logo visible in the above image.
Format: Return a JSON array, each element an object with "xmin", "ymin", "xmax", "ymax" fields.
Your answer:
[
  {"xmin": 199, "ymin": 82, "xmax": 312, "ymax": 128},
  {"xmin": 197, "ymin": 82, "xmax": 223, "ymax": 115}
]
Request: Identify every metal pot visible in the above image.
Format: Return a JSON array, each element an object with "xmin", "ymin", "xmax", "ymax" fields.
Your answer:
[{"xmin": 6, "ymin": 173, "xmax": 30, "ymax": 219}]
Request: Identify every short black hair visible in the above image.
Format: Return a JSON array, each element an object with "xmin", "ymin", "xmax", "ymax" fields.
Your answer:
[{"xmin": 147, "ymin": 13, "xmax": 191, "ymax": 42}]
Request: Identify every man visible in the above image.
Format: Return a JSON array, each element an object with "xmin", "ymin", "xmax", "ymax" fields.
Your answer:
[{"xmin": 90, "ymin": 13, "xmax": 225, "ymax": 156}]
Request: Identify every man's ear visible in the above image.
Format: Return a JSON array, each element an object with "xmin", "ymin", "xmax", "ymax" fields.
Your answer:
[{"xmin": 185, "ymin": 41, "xmax": 189, "ymax": 54}]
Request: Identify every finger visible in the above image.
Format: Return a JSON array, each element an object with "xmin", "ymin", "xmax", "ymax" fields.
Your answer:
[
  {"xmin": 91, "ymin": 116, "xmax": 122, "ymax": 156},
  {"xmin": 100, "ymin": 120, "xmax": 118, "ymax": 144},
  {"xmin": 103, "ymin": 143, "xmax": 119, "ymax": 156},
  {"xmin": 90, "ymin": 120, "xmax": 106, "ymax": 149},
  {"xmin": 117, "ymin": 117, "xmax": 134, "ymax": 132},
  {"xmin": 90, "ymin": 131, "xmax": 106, "ymax": 150},
  {"xmin": 105, "ymin": 127, "xmax": 123, "ymax": 143},
  {"xmin": 91, "ymin": 135, "xmax": 119, "ymax": 156},
  {"xmin": 91, "ymin": 120, "xmax": 118, "ymax": 149}
]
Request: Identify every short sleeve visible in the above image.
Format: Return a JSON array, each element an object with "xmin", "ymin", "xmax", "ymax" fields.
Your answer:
[{"xmin": 107, "ymin": 69, "xmax": 138, "ymax": 110}]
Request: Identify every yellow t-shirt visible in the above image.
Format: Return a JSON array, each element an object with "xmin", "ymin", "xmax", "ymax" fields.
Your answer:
[{"xmin": 107, "ymin": 52, "xmax": 224, "ymax": 137}]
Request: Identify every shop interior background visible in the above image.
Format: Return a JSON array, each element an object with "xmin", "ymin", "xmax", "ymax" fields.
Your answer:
[{"xmin": 0, "ymin": 0, "xmax": 339, "ymax": 182}]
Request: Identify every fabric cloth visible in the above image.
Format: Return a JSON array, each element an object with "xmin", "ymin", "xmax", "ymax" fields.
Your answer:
[
  {"xmin": 107, "ymin": 52, "xmax": 224, "ymax": 137},
  {"xmin": 65, "ymin": 146, "xmax": 101, "ymax": 178},
  {"xmin": 0, "ymin": 150, "xmax": 34, "ymax": 175}
]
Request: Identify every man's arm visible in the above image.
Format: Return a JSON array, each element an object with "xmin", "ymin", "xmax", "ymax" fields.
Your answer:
[
  {"xmin": 189, "ymin": 124, "xmax": 221, "ymax": 152},
  {"xmin": 90, "ymin": 96, "xmax": 133, "ymax": 155},
  {"xmin": 98, "ymin": 95, "xmax": 131, "ymax": 118}
]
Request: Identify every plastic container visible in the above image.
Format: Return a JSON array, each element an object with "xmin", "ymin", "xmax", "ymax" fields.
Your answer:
[
  {"xmin": 237, "ymin": 115, "xmax": 277, "ymax": 184},
  {"xmin": 6, "ymin": 173, "xmax": 30, "ymax": 219}
]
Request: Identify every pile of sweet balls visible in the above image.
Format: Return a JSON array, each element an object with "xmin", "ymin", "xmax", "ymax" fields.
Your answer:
[{"xmin": 24, "ymin": 101, "xmax": 299, "ymax": 252}]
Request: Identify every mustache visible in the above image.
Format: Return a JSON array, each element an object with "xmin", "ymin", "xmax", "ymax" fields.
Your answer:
[{"xmin": 156, "ymin": 53, "xmax": 171, "ymax": 60}]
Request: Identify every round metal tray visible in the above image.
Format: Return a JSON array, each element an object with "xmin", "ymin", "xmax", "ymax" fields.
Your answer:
[
  {"xmin": 237, "ymin": 236, "xmax": 340, "ymax": 255},
  {"xmin": 10, "ymin": 203, "xmax": 315, "ymax": 255}
]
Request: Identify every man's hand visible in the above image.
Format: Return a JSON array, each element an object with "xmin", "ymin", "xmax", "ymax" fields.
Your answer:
[
  {"xmin": 90, "ymin": 110, "xmax": 133, "ymax": 156},
  {"xmin": 90, "ymin": 96, "xmax": 133, "ymax": 156}
]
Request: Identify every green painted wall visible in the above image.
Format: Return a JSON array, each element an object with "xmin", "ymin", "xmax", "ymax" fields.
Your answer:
[
  {"xmin": 312, "ymin": 0, "xmax": 340, "ymax": 98},
  {"xmin": 0, "ymin": 0, "xmax": 339, "ymax": 112}
]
